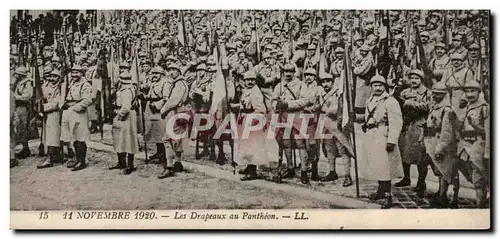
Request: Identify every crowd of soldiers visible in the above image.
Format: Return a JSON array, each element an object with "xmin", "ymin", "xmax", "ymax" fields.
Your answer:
[{"xmin": 10, "ymin": 10, "xmax": 490, "ymax": 209}]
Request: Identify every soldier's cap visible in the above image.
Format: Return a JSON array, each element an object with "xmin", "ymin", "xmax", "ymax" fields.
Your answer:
[
  {"xmin": 273, "ymin": 25, "xmax": 282, "ymax": 31},
  {"xmin": 262, "ymin": 52, "xmax": 273, "ymax": 59},
  {"xmin": 463, "ymin": 80, "xmax": 482, "ymax": 91},
  {"xmin": 71, "ymin": 65, "xmax": 84, "ymax": 73},
  {"xmin": 51, "ymin": 56, "xmax": 61, "ymax": 62},
  {"xmin": 408, "ymin": 69, "xmax": 425, "ymax": 79},
  {"xmin": 360, "ymin": 44, "xmax": 371, "ymax": 52},
  {"xmin": 319, "ymin": 72, "xmax": 334, "ymax": 80},
  {"xmin": 263, "ymin": 34, "xmax": 274, "ymax": 40},
  {"xmin": 166, "ymin": 55, "xmax": 177, "ymax": 61},
  {"xmin": 469, "ymin": 43, "xmax": 480, "ymax": 50},
  {"xmin": 452, "ymin": 34, "xmax": 463, "ymax": 40},
  {"xmin": 207, "ymin": 65, "xmax": 218, "ymax": 72},
  {"xmin": 167, "ymin": 63, "xmax": 181, "ymax": 71},
  {"xmin": 196, "ymin": 63, "xmax": 207, "ymax": 71},
  {"xmin": 49, "ymin": 69, "xmax": 62, "ymax": 77},
  {"xmin": 242, "ymin": 70, "xmax": 256, "ymax": 80},
  {"xmin": 141, "ymin": 59, "xmax": 152, "ymax": 65},
  {"xmin": 151, "ymin": 66, "xmax": 165, "ymax": 74},
  {"xmin": 450, "ymin": 52, "xmax": 465, "ymax": 61},
  {"xmin": 307, "ymin": 44, "xmax": 316, "ymax": 50},
  {"xmin": 43, "ymin": 66, "xmax": 54, "ymax": 75},
  {"xmin": 431, "ymin": 81, "xmax": 448, "ymax": 93},
  {"xmin": 301, "ymin": 23, "xmax": 310, "ymax": 29},
  {"xmin": 139, "ymin": 51, "xmax": 148, "ymax": 57},
  {"xmin": 369, "ymin": 74, "xmax": 386, "ymax": 85},
  {"xmin": 304, "ymin": 68, "xmax": 317, "ymax": 76},
  {"xmin": 435, "ymin": 43, "xmax": 447, "ymax": 49},
  {"xmin": 120, "ymin": 72, "xmax": 132, "ymax": 79},
  {"xmin": 283, "ymin": 63, "xmax": 295, "ymax": 72},
  {"xmin": 431, "ymin": 11, "xmax": 442, "ymax": 17},
  {"xmin": 244, "ymin": 32, "xmax": 252, "ymax": 37},
  {"xmin": 335, "ymin": 47, "xmax": 345, "ymax": 53},
  {"xmin": 420, "ymin": 31, "xmax": 430, "ymax": 37},
  {"xmin": 119, "ymin": 61, "xmax": 131, "ymax": 69}
]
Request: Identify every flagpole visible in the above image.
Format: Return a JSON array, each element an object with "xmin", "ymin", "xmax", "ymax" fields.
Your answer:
[{"xmin": 344, "ymin": 43, "xmax": 360, "ymax": 198}]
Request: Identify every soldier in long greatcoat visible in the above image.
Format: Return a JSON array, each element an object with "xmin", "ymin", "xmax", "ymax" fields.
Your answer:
[
  {"xmin": 12, "ymin": 66, "xmax": 33, "ymax": 159},
  {"xmin": 395, "ymin": 69, "xmax": 432, "ymax": 198},
  {"xmin": 458, "ymin": 80, "xmax": 490, "ymax": 208},
  {"xmin": 363, "ymin": 75, "xmax": 403, "ymax": 209},
  {"xmin": 37, "ymin": 70, "xmax": 63, "ymax": 169},
  {"xmin": 110, "ymin": 72, "xmax": 139, "ymax": 175}
]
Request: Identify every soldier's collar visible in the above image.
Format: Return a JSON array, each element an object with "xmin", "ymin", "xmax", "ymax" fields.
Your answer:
[
  {"xmin": 412, "ymin": 84, "xmax": 428, "ymax": 94},
  {"xmin": 467, "ymin": 95, "xmax": 487, "ymax": 110},
  {"xmin": 287, "ymin": 77, "xmax": 301, "ymax": 87},
  {"xmin": 432, "ymin": 96, "xmax": 451, "ymax": 110}
]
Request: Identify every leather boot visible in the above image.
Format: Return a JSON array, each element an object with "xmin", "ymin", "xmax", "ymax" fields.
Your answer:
[
  {"xmin": 53, "ymin": 147, "xmax": 63, "ymax": 164},
  {"xmin": 173, "ymin": 161, "xmax": 184, "ymax": 172},
  {"xmin": 282, "ymin": 168, "xmax": 295, "ymax": 179},
  {"xmin": 381, "ymin": 192, "xmax": 393, "ymax": 209},
  {"xmin": 149, "ymin": 143, "xmax": 164, "ymax": 160},
  {"xmin": 320, "ymin": 171, "xmax": 338, "ymax": 182},
  {"xmin": 71, "ymin": 142, "xmax": 87, "ymax": 171},
  {"xmin": 369, "ymin": 181, "xmax": 385, "ymax": 201},
  {"xmin": 16, "ymin": 144, "xmax": 31, "ymax": 159},
  {"xmin": 158, "ymin": 167, "xmax": 175, "ymax": 179},
  {"xmin": 38, "ymin": 143, "xmax": 46, "ymax": 157},
  {"xmin": 238, "ymin": 165, "xmax": 250, "ymax": 175},
  {"xmin": 310, "ymin": 162, "xmax": 319, "ymax": 181},
  {"xmin": 109, "ymin": 153, "xmax": 126, "ymax": 170},
  {"xmin": 414, "ymin": 182, "xmax": 427, "ymax": 198},
  {"xmin": 37, "ymin": 147, "xmax": 54, "ymax": 169},
  {"xmin": 394, "ymin": 163, "xmax": 411, "ymax": 187},
  {"xmin": 241, "ymin": 164, "xmax": 258, "ymax": 181},
  {"xmin": 343, "ymin": 175, "xmax": 353, "ymax": 187},
  {"xmin": 300, "ymin": 171, "xmax": 309, "ymax": 184},
  {"xmin": 123, "ymin": 154, "xmax": 136, "ymax": 175}
]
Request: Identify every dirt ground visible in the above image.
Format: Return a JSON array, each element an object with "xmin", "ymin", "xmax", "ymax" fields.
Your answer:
[{"xmin": 10, "ymin": 148, "xmax": 342, "ymax": 210}]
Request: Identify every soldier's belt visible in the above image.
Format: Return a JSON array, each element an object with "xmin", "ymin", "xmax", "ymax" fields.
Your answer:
[
  {"xmin": 423, "ymin": 127, "xmax": 441, "ymax": 137},
  {"xmin": 364, "ymin": 122, "xmax": 388, "ymax": 130},
  {"xmin": 14, "ymin": 100, "xmax": 29, "ymax": 107},
  {"xmin": 354, "ymin": 107, "xmax": 365, "ymax": 114},
  {"xmin": 461, "ymin": 130, "xmax": 485, "ymax": 142}
]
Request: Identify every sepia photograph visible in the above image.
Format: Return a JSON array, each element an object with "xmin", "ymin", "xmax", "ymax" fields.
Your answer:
[{"xmin": 9, "ymin": 8, "xmax": 491, "ymax": 229}]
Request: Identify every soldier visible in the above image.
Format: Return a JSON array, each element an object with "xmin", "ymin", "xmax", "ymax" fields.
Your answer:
[
  {"xmin": 395, "ymin": 69, "xmax": 432, "ymax": 197},
  {"xmin": 303, "ymin": 44, "xmax": 319, "ymax": 71},
  {"xmin": 158, "ymin": 63, "xmax": 190, "ymax": 178},
  {"xmin": 466, "ymin": 43, "xmax": 481, "ymax": 82},
  {"xmin": 271, "ymin": 63, "xmax": 312, "ymax": 184},
  {"xmin": 10, "ymin": 77, "xmax": 19, "ymax": 168},
  {"xmin": 12, "ymin": 66, "xmax": 33, "ymax": 159},
  {"xmin": 430, "ymin": 43, "xmax": 450, "ymax": 82},
  {"xmin": 363, "ymin": 74, "xmax": 403, "ymax": 209},
  {"xmin": 109, "ymin": 72, "xmax": 139, "ymax": 175},
  {"xmin": 329, "ymin": 47, "xmax": 344, "ymax": 80},
  {"xmin": 420, "ymin": 31, "xmax": 435, "ymax": 64},
  {"xmin": 232, "ymin": 71, "xmax": 268, "ymax": 180},
  {"xmin": 60, "ymin": 65, "xmax": 92, "ymax": 171},
  {"xmin": 144, "ymin": 66, "xmax": 168, "ymax": 164},
  {"xmin": 424, "ymin": 81, "xmax": 459, "ymax": 208},
  {"xmin": 37, "ymin": 70, "xmax": 63, "ymax": 169},
  {"xmin": 449, "ymin": 34, "xmax": 468, "ymax": 57},
  {"xmin": 318, "ymin": 73, "xmax": 352, "ymax": 186},
  {"xmin": 442, "ymin": 52, "xmax": 474, "ymax": 121},
  {"xmin": 353, "ymin": 44, "xmax": 375, "ymax": 121},
  {"xmin": 85, "ymin": 56, "xmax": 100, "ymax": 134},
  {"xmin": 254, "ymin": 52, "xmax": 280, "ymax": 111},
  {"xmin": 458, "ymin": 80, "xmax": 490, "ymax": 208}
]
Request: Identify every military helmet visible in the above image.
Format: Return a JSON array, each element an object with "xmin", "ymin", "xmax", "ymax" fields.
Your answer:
[
  {"xmin": 119, "ymin": 72, "xmax": 132, "ymax": 83},
  {"xmin": 49, "ymin": 69, "xmax": 62, "ymax": 77},
  {"xmin": 431, "ymin": 81, "xmax": 448, "ymax": 94},
  {"xmin": 307, "ymin": 44, "xmax": 316, "ymax": 50},
  {"xmin": 166, "ymin": 55, "xmax": 177, "ymax": 61},
  {"xmin": 420, "ymin": 31, "xmax": 430, "ymax": 38},
  {"xmin": 319, "ymin": 72, "xmax": 334, "ymax": 81},
  {"xmin": 369, "ymin": 74, "xmax": 386, "ymax": 85},
  {"xmin": 207, "ymin": 65, "xmax": 217, "ymax": 72},
  {"xmin": 167, "ymin": 63, "xmax": 181, "ymax": 71},
  {"xmin": 119, "ymin": 61, "xmax": 131, "ymax": 69},
  {"xmin": 435, "ymin": 43, "xmax": 447, "ymax": 50},
  {"xmin": 334, "ymin": 47, "xmax": 345, "ymax": 53},
  {"xmin": 196, "ymin": 63, "xmax": 207, "ymax": 71},
  {"xmin": 360, "ymin": 44, "xmax": 371, "ymax": 52},
  {"xmin": 463, "ymin": 80, "xmax": 482, "ymax": 91},
  {"xmin": 469, "ymin": 43, "xmax": 480, "ymax": 50},
  {"xmin": 283, "ymin": 63, "xmax": 295, "ymax": 72},
  {"xmin": 450, "ymin": 52, "xmax": 464, "ymax": 61},
  {"xmin": 71, "ymin": 65, "xmax": 84, "ymax": 73},
  {"xmin": 408, "ymin": 69, "xmax": 425, "ymax": 79},
  {"xmin": 304, "ymin": 68, "xmax": 317, "ymax": 76},
  {"xmin": 51, "ymin": 55, "xmax": 61, "ymax": 62},
  {"xmin": 151, "ymin": 66, "xmax": 165, "ymax": 74},
  {"xmin": 243, "ymin": 71, "xmax": 257, "ymax": 80}
]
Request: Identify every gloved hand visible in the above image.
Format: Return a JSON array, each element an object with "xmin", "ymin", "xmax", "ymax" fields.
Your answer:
[
  {"xmin": 459, "ymin": 99, "xmax": 468, "ymax": 109},
  {"xmin": 276, "ymin": 101, "xmax": 288, "ymax": 111},
  {"xmin": 386, "ymin": 143, "xmax": 395, "ymax": 152},
  {"xmin": 149, "ymin": 103, "xmax": 158, "ymax": 113}
]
